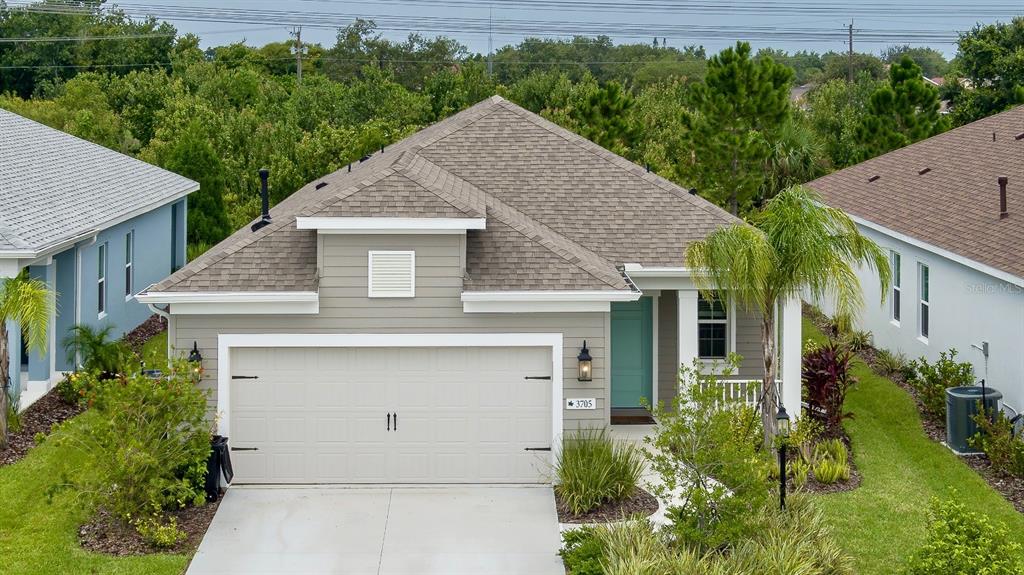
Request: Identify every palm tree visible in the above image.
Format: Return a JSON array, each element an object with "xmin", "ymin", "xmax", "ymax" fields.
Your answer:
[
  {"xmin": 62, "ymin": 324, "xmax": 128, "ymax": 377},
  {"xmin": 0, "ymin": 273, "xmax": 54, "ymax": 449},
  {"xmin": 686, "ymin": 186, "xmax": 891, "ymax": 447}
]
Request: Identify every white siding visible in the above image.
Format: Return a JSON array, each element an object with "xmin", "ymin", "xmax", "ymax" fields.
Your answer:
[
  {"xmin": 810, "ymin": 225, "xmax": 1024, "ymax": 414},
  {"xmin": 173, "ymin": 234, "xmax": 610, "ymax": 429}
]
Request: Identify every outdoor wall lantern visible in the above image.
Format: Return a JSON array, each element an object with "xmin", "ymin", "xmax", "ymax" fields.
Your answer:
[
  {"xmin": 188, "ymin": 341, "xmax": 203, "ymax": 383},
  {"xmin": 776, "ymin": 404, "xmax": 791, "ymax": 511},
  {"xmin": 577, "ymin": 341, "xmax": 593, "ymax": 382}
]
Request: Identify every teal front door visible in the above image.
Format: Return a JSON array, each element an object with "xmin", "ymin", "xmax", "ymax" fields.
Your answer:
[{"xmin": 611, "ymin": 297, "xmax": 653, "ymax": 408}]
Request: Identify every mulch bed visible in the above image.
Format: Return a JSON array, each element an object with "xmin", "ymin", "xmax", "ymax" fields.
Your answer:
[
  {"xmin": 0, "ymin": 388, "xmax": 82, "ymax": 467},
  {"xmin": 557, "ymin": 488, "xmax": 660, "ymax": 524},
  {"xmin": 799, "ymin": 439, "xmax": 863, "ymax": 496},
  {"xmin": 123, "ymin": 314, "xmax": 168, "ymax": 354},
  {"xmin": 79, "ymin": 500, "xmax": 220, "ymax": 556},
  {"xmin": 803, "ymin": 304, "xmax": 1024, "ymax": 514}
]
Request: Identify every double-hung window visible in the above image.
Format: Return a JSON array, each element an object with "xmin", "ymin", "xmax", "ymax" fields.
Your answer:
[
  {"xmin": 890, "ymin": 250, "xmax": 901, "ymax": 323},
  {"xmin": 124, "ymin": 230, "xmax": 134, "ymax": 298},
  {"xmin": 97, "ymin": 243, "xmax": 107, "ymax": 317},
  {"xmin": 697, "ymin": 292, "xmax": 728, "ymax": 359},
  {"xmin": 918, "ymin": 263, "xmax": 930, "ymax": 340}
]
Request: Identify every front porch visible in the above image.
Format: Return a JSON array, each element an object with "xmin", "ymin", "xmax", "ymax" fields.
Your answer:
[{"xmin": 608, "ymin": 284, "xmax": 801, "ymax": 423}]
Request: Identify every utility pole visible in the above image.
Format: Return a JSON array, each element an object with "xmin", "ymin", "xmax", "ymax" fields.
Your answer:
[
  {"xmin": 291, "ymin": 26, "xmax": 303, "ymax": 85},
  {"xmin": 847, "ymin": 21, "xmax": 854, "ymax": 83},
  {"xmin": 487, "ymin": 5, "xmax": 494, "ymax": 77}
]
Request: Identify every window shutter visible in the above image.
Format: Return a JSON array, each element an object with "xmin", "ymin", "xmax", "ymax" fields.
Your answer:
[{"xmin": 368, "ymin": 251, "xmax": 415, "ymax": 298}]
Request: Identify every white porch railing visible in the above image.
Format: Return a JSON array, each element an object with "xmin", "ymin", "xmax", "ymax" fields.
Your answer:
[{"xmin": 698, "ymin": 379, "xmax": 782, "ymax": 411}]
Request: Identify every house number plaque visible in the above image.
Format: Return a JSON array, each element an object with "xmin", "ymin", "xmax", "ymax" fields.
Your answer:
[{"xmin": 565, "ymin": 398, "xmax": 596, "ymax": 410}]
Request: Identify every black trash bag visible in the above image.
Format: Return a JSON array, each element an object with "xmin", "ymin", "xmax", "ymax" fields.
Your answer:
[{"xmin": 204, "ymin": 435, "xmax": 234, "ymax": 502}]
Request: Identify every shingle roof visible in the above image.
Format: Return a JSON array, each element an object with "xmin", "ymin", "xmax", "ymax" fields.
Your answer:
[
  {"xmin": 807, "ymin": 105, "xmax": 1024, "ymax": 281},
  {"xmin": 0, "ymin": 109, "xmax": 198, "ymax": 253},
  {"xmin": 150, "ymin": 96, "xmax": 739, "ymax": 294}
]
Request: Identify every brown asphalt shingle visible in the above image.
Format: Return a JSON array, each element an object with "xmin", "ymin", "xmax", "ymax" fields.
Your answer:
[
  {"xmin": 807, "ymin": 105, "xmax": 1024, "ymax": 281},
  {"xmin": 149, "ymin": 96, "xmax": 738, "ymax": 294}
]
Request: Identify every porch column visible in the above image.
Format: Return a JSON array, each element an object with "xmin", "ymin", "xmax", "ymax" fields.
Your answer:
[
  {"xmin": 780, "ymin": 293, "xmax": 802, "ymax": 418},
  {"xmin": 677, "ymin": 290, "xmax": 698, "ymax": 390}
]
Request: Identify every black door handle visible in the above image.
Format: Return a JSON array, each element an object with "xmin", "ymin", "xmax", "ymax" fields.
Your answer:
[
  {"xmin": 230, "ymin": 447, "xmax": 258, "ymax": 452},
  {"xmin": 524, "ymin": 447, "xmax": 551, "ymax": 451},
  {"xmin": 387, "ymin": 413, "xmax": 391, "ymax": 431},
  {"xmin": 231, "ymin": 375, "xmax": 259, "ymax": 380},
  {"xmin": 393, "ymin": 412, "xmax": 397, "ymax": 431}
]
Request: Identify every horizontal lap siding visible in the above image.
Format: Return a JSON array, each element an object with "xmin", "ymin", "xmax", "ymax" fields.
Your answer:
[
  {"xmin": 735, "ymin": 307, "xmax": 764, "ymax": 379},
  {"xmin": 658, "ymin": 291, "xmax": 679, "ymax": 407},
  {"xmin": 174, "ymin": 233, "xmax": 609, "ymax": 429}
]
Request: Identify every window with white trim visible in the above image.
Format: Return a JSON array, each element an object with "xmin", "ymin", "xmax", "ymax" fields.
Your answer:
[
  {"xmin": 97, "ymin": 243, "xmax": 107, "ymax": 316},
  {"xmin": 368, "ymin": 251, "xmax": 415, "ymax": 298},
  {"xmin": 697, "ymin": 292, "xmax": 728, "ymax": 359},
  {"xmin": 890, "ymin": 250, "xmax": 901, "ymax": 323},
  {"xmin": 124, "ymin": 230, "xmax": 134, "ymax": 297},
  {"xmin": 918, "ymin": 263, "xmax": 929, "ymax": 339}
]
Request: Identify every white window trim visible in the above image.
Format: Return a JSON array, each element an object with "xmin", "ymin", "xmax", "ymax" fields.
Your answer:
[
  {"xmin": 918, "ymin": 262, "xmax": 930, "ymax": 344},
  {"xmin": 296, "ymin": 217, "xmax": 486, "ymax": 235},
  {"xmin": 97, "ymin": 243, "xmax": 107, "ymax": 319},
  {"xmin": 368, "ymin": 250, "xmax": 416, "ymax": 298},
  {"xmin": 124, "ymin": 230, "xmax": 134, "ymax": 300},
  {"xmin": 697, "ymin": 292, "xmax": 729, "ymax": 360},
  {"xmin": 890, "ymin": 250, "xmax": 901, "ymax": 327},
  {"xmin": 216, "ymin": 332, "xmax": 564, "ymax": 480}
]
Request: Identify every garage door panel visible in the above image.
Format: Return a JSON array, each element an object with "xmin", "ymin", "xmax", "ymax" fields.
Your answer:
[{"xmin": 230, "ymin": 346, "xmax": 552, "ymax": 484}]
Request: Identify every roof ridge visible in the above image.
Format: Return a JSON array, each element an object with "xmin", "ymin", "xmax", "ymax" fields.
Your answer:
[
  {"xmin": 491, "ymin": 99, "xmax": 741, "ymax": 226},
  {"xmin": 398, "ymin": 154, "xmax": 487, "ymax": 219},
  {"xmin": 481, "ymin": 193, "xmax": 628, "ymax": 291}
]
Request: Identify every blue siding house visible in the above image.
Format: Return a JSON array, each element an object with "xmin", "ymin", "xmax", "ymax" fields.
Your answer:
[{"xmin": 0, "ymin": 109, "xmax": 195, "ymax": 407}]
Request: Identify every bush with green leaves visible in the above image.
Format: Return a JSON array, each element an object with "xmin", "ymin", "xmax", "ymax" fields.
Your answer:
[
  {"xmin": 646, "ymin": 357, "xmax": 770, "ymax": 552},
  {"xmin": 52, "ymin": 357, "xmax": 211, "ymax": 540},
  {"xmin": 842, "ymin": 329, "xmax": 873, "ymax": 352},
  {"xmin": 555, "ymin": 428, "xmax": 645, "ymax": 515},
  {"xmin": 873, "ymin": 348, "xmax": 909, "ymax": 380},
  {"xmin": 62, "ymin": 324, "xmax": 131, "ymax": 377},
  {"xmin": 54, "ymin": 370, "xmax": 108, "ymax": 407},
  {"xmin": 969, "ymin": 410, "xmax": 1024, "ymax": 478},
  {"xmin": 907, "ymin": 349, "xmax": 974, "ymax": 422},
  {"xmin": 905, "ymin": 494, "xmax": 1024, "ymax": 575},
  {"xmin": 560, "ymin": 526, "xmax": 605, "ymax": 575}
]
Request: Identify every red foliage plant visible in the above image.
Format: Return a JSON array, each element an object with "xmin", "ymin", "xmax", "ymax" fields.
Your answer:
[{"xmin": 802, "ymin": 341, "xmax": 857, "ymax": 434}]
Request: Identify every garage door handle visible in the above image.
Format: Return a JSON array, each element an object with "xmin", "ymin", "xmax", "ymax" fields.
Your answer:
[
  {"xmin": 231, "ymin": 447, "xmax": 258, "ymax": 452},
  {"xmin": 524, "ymin": 447, "xmax": 551, "ymax": 451},
  {"xmin": 231, "ymin": 375, "xmax": 259, "ymax": 380},
  {"xmin": 524, "ymin": 376, "xmax": 551, "ymax": 380},
  {"xmin": 387, "ymin": 413, "xmax": 391, "ymax": 431}
]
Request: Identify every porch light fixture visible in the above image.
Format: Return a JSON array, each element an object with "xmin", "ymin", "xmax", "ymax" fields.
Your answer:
[
  {"xmin": 188, "ymin": 341, "xmax": 203, "ymax": 383},
  {"xmin": 577, "ymin": 341, "xmax": 593, "ymax": 382},
  {"xmin": 776, "ymin": 405, "xmax": 791, "ymax": 511}
]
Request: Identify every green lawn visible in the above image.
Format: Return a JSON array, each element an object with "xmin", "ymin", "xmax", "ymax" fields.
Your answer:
[
  {"xmin": 804, "ymin": 318, "xmax": 1024, "ymax": 574},
  {"xmin": 0, "ymin": 411, "xmax": 190, "ymax": 575},
  {"xmin": 140, "ymin": 330, "xmax": 169, "ymax": 368}
]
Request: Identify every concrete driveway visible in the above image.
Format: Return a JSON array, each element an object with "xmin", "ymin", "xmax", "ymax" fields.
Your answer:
[{"xmin": 185, "ymin": 486, "xmax": 563, "ymax": 575}]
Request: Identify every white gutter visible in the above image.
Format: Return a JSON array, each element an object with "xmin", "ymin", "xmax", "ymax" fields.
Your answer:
[
  {"xmin": 622, "ymin": 263, "xmax": 695, "ymax": 278},
  {"xmin": 137, "ymin": 291, "xmax": 319, "ymax": 304},
  {"xmin": 460, "ymin": 290, "xmax": 640, "ymax": 303},
  {"xmin": 296, "ymin": 217, "xmax": 486, "ymax": 234}
]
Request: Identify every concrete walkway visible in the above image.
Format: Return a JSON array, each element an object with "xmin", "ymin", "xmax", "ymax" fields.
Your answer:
[{"xmin": 186, "ymin": 486, "xmax": 563, "ymax": 575}]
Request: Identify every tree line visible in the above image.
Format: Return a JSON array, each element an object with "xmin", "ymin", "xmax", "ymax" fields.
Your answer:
[{"xmin": 3, "ymin": 1, "xmax": 1023, "ymax": 252}]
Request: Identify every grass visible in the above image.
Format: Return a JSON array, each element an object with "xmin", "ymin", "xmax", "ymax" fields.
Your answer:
[
  {"xmin": 804, "ymin": 318, "xmax": 1024, "ymax": 574},
  {"xmin": 0, "ymin": 411, "xmax": 190, "ymax": 575},
  {"xmin": 140, "ymin": 330, "xmax": 168, "ymax": 368}
]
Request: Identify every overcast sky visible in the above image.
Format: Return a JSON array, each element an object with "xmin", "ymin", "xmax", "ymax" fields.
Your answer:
[{"xmin": 141, "ymin": 0, "xmax": 1021, "ymax": 58}]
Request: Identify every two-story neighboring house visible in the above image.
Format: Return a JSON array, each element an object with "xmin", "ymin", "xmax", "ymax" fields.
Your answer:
[
  {"xmin": 0, "ymin": 109, "xmax": 196, "ymax": 407},
  {"xmin": 137, "ymin": 96, "xmax": 803, "ymax": 486},
  {"xmin": 807, "ymin": 105, "xmax": 1024, "ymax": 416}
]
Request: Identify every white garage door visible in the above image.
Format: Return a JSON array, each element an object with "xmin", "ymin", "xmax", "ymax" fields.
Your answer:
[{"xmin": 229, "ymin": 345, "xmax": 553, "ymax": 484}]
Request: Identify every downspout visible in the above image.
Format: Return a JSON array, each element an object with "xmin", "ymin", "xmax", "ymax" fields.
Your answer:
[
  {"xmin": 146, "ymin": 302, "xmax": 172, "ymax": 365},
  {"xmin": 73, "ymin": 235, "xmax": 98, "ymax": 368}
]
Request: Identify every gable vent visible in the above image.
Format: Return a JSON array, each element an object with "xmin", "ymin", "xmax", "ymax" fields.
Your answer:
[{"xmin": 368, "ymin": 251, "xmax": 415, "ymax": 298}]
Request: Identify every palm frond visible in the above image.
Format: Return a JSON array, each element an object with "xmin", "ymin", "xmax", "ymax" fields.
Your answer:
[{"xmin": 0, "ymin": 275, "xmax": 54, "ymax": 354}]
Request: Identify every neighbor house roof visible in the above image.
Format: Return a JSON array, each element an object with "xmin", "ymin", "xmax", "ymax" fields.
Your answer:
[
  {"xmin": 0, "ymin": 109, "xmax": 198, "ymax": 255},
  {"xmin": 807, "ymin": 104, "xmax": 1024, "ymax": 282},
  {"xmin": 149, "ymin": 96, "xmax": 738, "ymax": 294}
]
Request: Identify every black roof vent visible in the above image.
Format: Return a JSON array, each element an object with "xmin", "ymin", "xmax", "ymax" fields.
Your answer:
[
  {"xmin": 688, "ymin": 188, "xmax": 698, "ymax": 195},
  {"xmin": 868, "ymin": 175, "xmax": 881, "ymax": 183},
  {"xmin": 359, "ymin": 154, "xmax": 371, "ymax": 163},
  {"xmin": 918, "ymin": 167, "xmax": 931, "ymax": 175},
  {"xmin": 315, "ymin": 182, "xmax": 328, "ymax": 190},
  {"xmin": 251, "ymin": 169, "xmax": 272, "ymax": 232}
]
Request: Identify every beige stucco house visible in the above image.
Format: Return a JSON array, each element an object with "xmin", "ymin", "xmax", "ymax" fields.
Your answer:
[{"xmin": 138, "ymin": 96, "xmax": 802, "ymax": 485}]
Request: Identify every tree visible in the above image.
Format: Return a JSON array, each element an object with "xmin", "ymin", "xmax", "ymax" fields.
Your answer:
[
  {"xmin": 0, "ymin": 273, "xmax": 53, "ymax": 449},
  {"xmin": 681, "ymin": 42, "xmax": 793, "ymax": 214},
  {"xmin": 820, "ymin": 51, "xmax": 886, "ymax": 82},
  {"xmin": 947, "ymin": 17, "xmax": 1024, "ymax": 125},
  {"xmin": 881, "ymin": 45, "xmax": 949, "ymax": 78},
  {"xmin": 567, "ymin": 81, "xmax": 638, "ymax": 157},
  {"xmin": 685, "ymin": 187, "xmax": 890, "ymax": 447},
  {"xmin": 855, "ymin": 57, "xmax": 948, "ymax": 161},
  {"xmin": 160, "ymin": 121, "xmax": 231, "ymax": 246},
  {"xmin": 759, "ymin": 116, "xmax": 827, "ymax": 204},
  {"xmin": 805, "ymin": 74, "xmax": 883, "ymax": 168}
]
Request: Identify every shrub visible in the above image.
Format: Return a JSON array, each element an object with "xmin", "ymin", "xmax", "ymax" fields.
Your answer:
[
  {"xmin": 555, "ymin": 428, "xmax": 645, "ymax": 515},
  {"xmin": 597, "ymin": 519, "xmax": 698, "ymax": 575},
  {"xmin": 802, "ymin": 341, "xmax": 856, "ymax": 434},
  {"xmin": 62, "ymin": 324, "xmax": 131, "ymax": 377},
  {"xmin": 54, "ymin": 370, "xmax": 108, "ymax": 407},
  {"xmin": 560, "ymin": 526, "xmax": 604, "ymax": 575},
  {"xmin": 969, "ymin": 410, "xmax": 1024, "ymax": 478},
  {"xmin": 789, "ymin": 416, "xmax": 824, "ymax": 464},
  {"xmin": 905, "ymin": 495, "xmax": 1024, "ymax": 575},
  {"xmin": 134, "ymin": 515, "xmax": 187, "ymax": 549},
  {"xmin": 814, "ymin": 438, "xmax": 849, "ymax": 467},
  {"xmin": 842, "ymin": 329, "xmax": 873, "ymax": 352},
  {"xmin": 873, "ymin": 348, "xmax": 909, "ymax": 380},
  {"xmin": 53, "ymin": 358, "xmax": 211, "ymax": 536},
  {"xmin": 647, "ymin": 358, "xmax": 771, "ymax": 552},
  {"xmin": 789, "ymin": 458, "xmax": 811, "ymax": 487},
  {"xmin": 813, "ymin": 459, "xmax": 850, "ymax": 484},
  {"xmin": 908, "ymin": 350, "xmax": 974, "ymax": 422}
]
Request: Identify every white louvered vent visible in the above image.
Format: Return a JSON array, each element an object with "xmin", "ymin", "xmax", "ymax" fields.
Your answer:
[{"xmin": 368, "ymin": 251, "xmax": 416, "ymax": 298}]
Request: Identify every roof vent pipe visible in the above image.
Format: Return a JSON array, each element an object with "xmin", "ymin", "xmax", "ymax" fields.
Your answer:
[
  {"xmin": 251, "ymin": 168, "xmax": 272, "ymax": 232},
  {"xmin": 999, "ymin": 176, "xmax": 1009, "ymax": 219}
]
